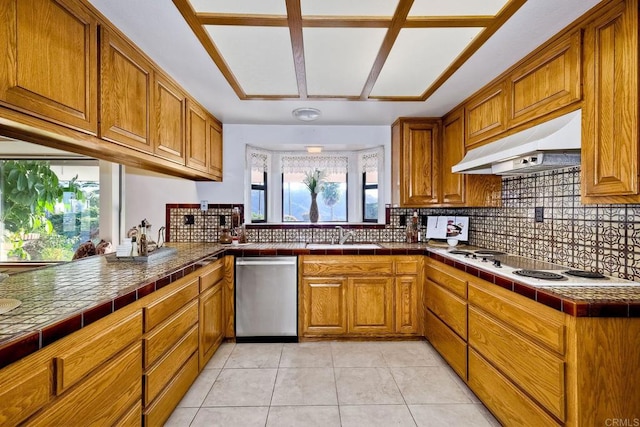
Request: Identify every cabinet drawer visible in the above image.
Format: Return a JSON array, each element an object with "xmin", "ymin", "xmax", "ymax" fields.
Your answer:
[
  {"xmin": 55, "ymin": 310, "xmax": 142, "ymax": 394},
  {"xmin": 395, "ymin": 258, "xmax": 420, "ymax": 275},
  {"xmin": 0, "ymin": 364, "xmax": 50, "ymax": 426},
  {"xmin": 144, "ymin": 299, "xmax": 198, "ymax": 367},
  {"xmin": 29, "ymin": 342, "xmax": 142, "ymax": 427},
  {"xmin": 425, "ymin": 259, "xmax": 467, "ymax": 298},
  {"xmin": 199, "ymin": 260, "xmax": 224, "ymax": 293},
  {"xmin": 468, "ymin": 307, "xmax": 565, "ymax": 420},
  {"xmin": 468, "ymin": 349, "xmax": 560, "ymax": 427},
  {"xmin": 115, "ymin": 400, "xmax": 142, "ymax": 427},
  {"xmin": 144, "ymin": 325, "xmax": 198, "ymax": 406},
  {"xmin": 468, "ymin": 280, "xmax": 566, "ymax": 354},
  {"xmin": 302, "ymin": 256, "xmax": 394, "ymax": 276},
  {"xmin": 143, "ymin": 352, "xmax": 199, "ymax": 427},
  {"xmin": 425, "ymin": 280, "xmax": 467, "ymax": 339},
  {"xmin": 425, "ymin": 310, "xmax": 467, "ymax": 379},
  {"xmin": 143, "ymin": 276, "xmax": 198, "ymax": 331}
]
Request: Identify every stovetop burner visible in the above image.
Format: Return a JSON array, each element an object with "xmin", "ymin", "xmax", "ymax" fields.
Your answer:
[
  {"xmin": 475, "ymin": 250, "xmax": 506, "ymax": 256},
  {"xmin": 564, "ymin": 270, "xmax": 607, "ymax": 279},
  {"xmin": 449, "ymin": 250, "xmax": 473, "ymax": 256},
  {"xmin": 514, "ymin": 270, "xmax": 567, "ymax": 280}
]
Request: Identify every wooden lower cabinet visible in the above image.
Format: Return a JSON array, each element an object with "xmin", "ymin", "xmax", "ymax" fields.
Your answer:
[
  {"xmin": 199, "ymin": 282, "xmax": 224, "ymax": 368},
  {"xmin": 300, "ymin": 256, "xmax": 422, "ymax": 338},
  {"xmin": 29, "ymin": 342, "xmax": 143, "ymax": 427},
  {"xmin": 0, "ymin": 258, "xmax": 235, "ymax": 426},
  {"xmin": 348, "ymin": 277, "xmax": 394, "ymax": 334},
  {"xmin": 395, "ymin": 275, "xmax": 419, "ymax": 334},
  {"xmin": 143, "ymin": 353, "xmax": 199, "ymax": 427},
  {"xmin": 301, "ymin": 277, "xmax": 348, "ymax": 335},
  {"xmin": 116, "ymin": 401, "xmax": 143, "ymax": 427},
  {"xmin": 425, "ymin": 256, "xmax": 640, "ymax": 426},
  {"xmin": 425, "ymin": 310, "xmax": 467, "ymax": 379},
  {"xmin": 468, "ymin": 349, "xmax": 560, "ymax": 427}
]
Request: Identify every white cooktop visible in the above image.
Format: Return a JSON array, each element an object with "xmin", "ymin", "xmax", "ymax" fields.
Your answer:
[{"xmin": 430, "ymin": 247, "xmax": 638, "ymax": 288}]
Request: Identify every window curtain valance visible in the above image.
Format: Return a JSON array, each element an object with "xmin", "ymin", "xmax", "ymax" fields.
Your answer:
[
  {"xmin": 360, "ymin": 148, "xmax": 382, "ymax": 173},
  {"xmin": 247, "ymin": 146, "xmax": 270, "ymax": 172},
  {"xmin": 280, "ymin": 154, "xmax": 349, "ymax": 174}
]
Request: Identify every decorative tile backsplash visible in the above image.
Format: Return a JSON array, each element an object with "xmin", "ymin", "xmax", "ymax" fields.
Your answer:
[{"xmin": 166, "ymin": 167, "xmax": 640, "ymax": 281}]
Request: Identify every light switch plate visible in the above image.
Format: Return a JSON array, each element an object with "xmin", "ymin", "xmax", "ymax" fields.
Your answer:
[
  {"xmin": 534, "ymin": 207, "xmax": 544, "ymax": 223},
  {"xmin": 200, "ymin": 200, "xmax": 208, "ymax": 211}
]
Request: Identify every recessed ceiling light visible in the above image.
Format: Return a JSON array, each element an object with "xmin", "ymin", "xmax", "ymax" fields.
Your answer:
[
  {"xmin": 292, "ymin": 107, "xmax": 321, "ymax": 121},
  {"xmin": 306, "ymin": 146, "xmax": 323, "ymax": 153}
]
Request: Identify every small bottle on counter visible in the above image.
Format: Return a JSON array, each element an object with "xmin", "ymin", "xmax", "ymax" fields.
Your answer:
[
  {"xmin": 131, "ymin": 236, "xmax": 138, "ymax": 256},
  {"xmin": 139, "ymin": 227, "xmax": 148, "ymax": 256},
  {"xmin": 406, "ymin": 211, "xmax": 419, "ymax": 243}
]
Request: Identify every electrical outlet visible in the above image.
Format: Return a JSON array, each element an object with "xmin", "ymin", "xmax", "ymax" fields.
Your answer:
[
  {"xmin": 200, "ymin": 200, "xmax": 208, "ymax": 211},
  {"xmin": 219, "ymin": 215, "xmax": 226, "ymax": 226},
  {"xmin": 534, "ymin": 207, "xmax": 544, "ymax": 223},
  {"xmin": 183, "ymin": 214, "xmax": 195, "ymax": 225},
  {"xmin": 399, "ymin": 215, "xmax": 407, "ymax": 227}
]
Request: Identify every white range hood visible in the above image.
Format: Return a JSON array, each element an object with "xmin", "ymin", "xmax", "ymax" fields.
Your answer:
[{"xmin": 452, "ymin": 109, "xmax": 582, "ymax": 175}]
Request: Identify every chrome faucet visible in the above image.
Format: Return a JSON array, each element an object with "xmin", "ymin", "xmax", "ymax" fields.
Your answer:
[{"xmin": 336, "ymin": 226, "xmax": 355, "ymax": 245}]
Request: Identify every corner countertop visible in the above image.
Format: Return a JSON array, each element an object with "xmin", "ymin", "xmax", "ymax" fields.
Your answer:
[{"xmin": 1, "ymin": 241, "xmax": 639, "ymax": 369}]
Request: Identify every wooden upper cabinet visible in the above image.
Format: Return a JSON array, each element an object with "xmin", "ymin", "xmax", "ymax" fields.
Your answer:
[
  {"xmin": 391, "ymin": 119, "xmax": 440, "ymax": 207},
  {"xmin": 153, "ymin": 72, "xmax": 186, "ymax": 164},
  {"xmin": 208, "ymin": 117, "xmax": 223, "ymax": 180},
  {"xmin": 186, "ymin": 100, "xmax": 209, "ymax": 173},
  {"xmin": 0, "ymin": 0, "xmax": 98, "ymax": 134},
  {"xmin": 508, "ymin": 30, "xmax": 582, "ymax": 127},
  {"xmin": 100, "ymin": 27, "xmax": 153, "ymax": 153},
  {"xmin": 441, "ymin": 108, "xmax": 466, "ymax": 205},
  {"xmin": 465, "ymin": 81, "xmax": 507, "ymax": 148},
  {"xmin": 582, "ymin": 0, "xmax": 640, "ymax": 203}
]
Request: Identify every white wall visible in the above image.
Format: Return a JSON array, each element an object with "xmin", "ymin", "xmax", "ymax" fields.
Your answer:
[
  {"xmin": 125, "ymin": 124, "xmax": 391, "ymax": 237},
  {"xmin": 124, "ymin": 166, "xmax": 199, "ymax": 241}
]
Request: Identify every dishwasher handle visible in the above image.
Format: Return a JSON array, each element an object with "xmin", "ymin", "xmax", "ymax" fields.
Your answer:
[{"xmin": 236, "ymin": 257, "xmax": 297, "ymax": 266}]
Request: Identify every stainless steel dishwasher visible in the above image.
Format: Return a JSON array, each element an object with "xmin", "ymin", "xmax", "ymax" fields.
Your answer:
[{"xmin": 235, "ymin": 256, "xmax": 298, "ymax": 342}]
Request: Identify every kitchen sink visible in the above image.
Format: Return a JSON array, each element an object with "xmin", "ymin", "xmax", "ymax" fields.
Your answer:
[{"xmin": 306, "ymin": 243, "xmax": 382, "ymax": 250}]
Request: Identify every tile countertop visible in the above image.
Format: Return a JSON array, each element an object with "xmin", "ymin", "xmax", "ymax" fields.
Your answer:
[{"xmin": 1, "ymin": 241, "xmax": 639, "ymax": 369}]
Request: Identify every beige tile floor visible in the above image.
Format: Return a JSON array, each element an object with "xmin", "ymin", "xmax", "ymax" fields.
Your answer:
[{"xmin": 164, "ymin": 341, "xmax": 501, "ymax": 427}]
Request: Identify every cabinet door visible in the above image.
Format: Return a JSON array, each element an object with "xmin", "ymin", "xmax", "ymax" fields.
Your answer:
[
  {"xmin": 508, "ymin": 30, "xmax": 581, "ymax": 127},
  {"xmin": 186, "ymin": 100, "xmax": 210, "ymax": 173},
  {"xmin": 301, "ymin": 277, "xmax": 347, "ymax": 335},
  {"xmin": 153, "ymin": 73, "xmax": 186, "ymax": 164},
  {"xmin": 208, "ymin": 117, "xmax": 223, "ymax": 180},
  {"xmin": 582, "ymin": 0, "xmax": 640, "ymax": 202},
  {"xmin": 100, "ymin": 27, "xmax": 153, "ymax": 152},
  {"xmin": 395, "ymin": 120, "xmax": 440, "ymax": 206},
  {"xmin": 441, "ymin": 108, "xmax": 466, "ymax": 205},
  {"xmin": 28, "ymin": 342, "xmax": 142, "ymax": 427},
  {"xmin": 199, "ymin": 282, "xmax": 224, "ymax": 369},
  {"xmin": 0, "ymin": 0, "xmax": 98, "ymax": 134},
  {"xmin": 465, "ymin": 81, "xmax": 507, "ymax": 147},
  {"xmin": 348, "ymin": 277, "xmax": 394, "ymax": 334},
  {"xmin": 395, "ymin": 276, "xmax": 419, "ymax": 334}
]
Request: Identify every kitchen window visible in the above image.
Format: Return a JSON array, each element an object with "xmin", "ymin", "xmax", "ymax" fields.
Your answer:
[
  {"xmin": 246, "ymin": 146, "xmax": 383, "ymax": 223},
  {"xmin": 249, "ymin": 150, "xmax": 269, "ymax": 222},
  {"xmin": 0, "ymin": 159, "xmax": 100, "ymax": 261}
]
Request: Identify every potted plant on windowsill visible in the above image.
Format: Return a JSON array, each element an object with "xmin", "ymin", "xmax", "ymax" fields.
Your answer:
[{"xmin": 302, "ymin": 169, "xmax": 326, "ymax": 223}]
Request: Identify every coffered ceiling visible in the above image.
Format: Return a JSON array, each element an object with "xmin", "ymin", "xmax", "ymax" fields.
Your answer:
[
  {"xmin": 173, "ymin": 0, "xmax": 523, "ymax": 101},
  {"xmin": 88, "ymin": 0, "xmax": 602, "ymax": 124}
]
